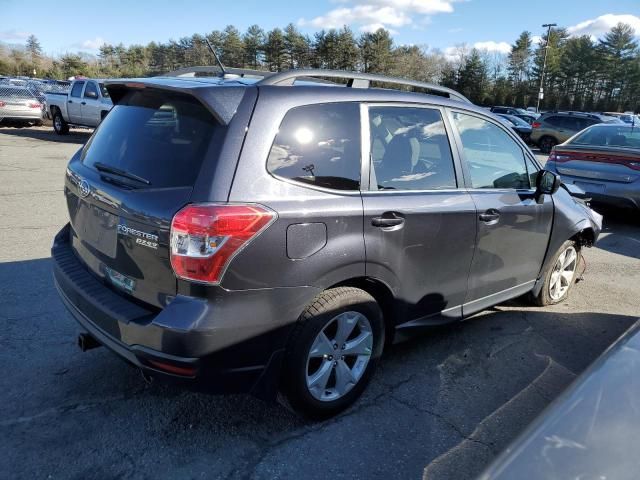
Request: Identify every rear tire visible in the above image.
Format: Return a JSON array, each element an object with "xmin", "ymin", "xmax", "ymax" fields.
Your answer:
[
  {"xmin": 530, "ymin": 240, "xmax": 581, "ymax": 306},
  {"xmin": 280, "ymin": 287, "xmax": 384, "ymax": 419},
  {"xmin": 52, "ymin": 110, "xmax": 69, "ymax": 135},
  {"xmin": 539, "ymin": 136, "xmax": 557, "ymax": 154}
]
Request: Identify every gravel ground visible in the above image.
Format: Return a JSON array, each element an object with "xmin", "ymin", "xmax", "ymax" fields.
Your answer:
[{"xmin": 1, "ymin": 125, "xmax": 638, "ymax": 480}]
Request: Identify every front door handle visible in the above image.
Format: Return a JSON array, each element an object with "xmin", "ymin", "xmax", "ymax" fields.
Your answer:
[
  {"xmin": 68, "ymin": 100, "xmax": 73, "ymax": 103},
  {"xmin": 81, "ymin": 101, "xmax": 86, "ymax": 105},
  {"xmin": 479, "ymin": 209, "xmax": 500, "ymax": 223},
  {"xmin": 372, "ymin": 212, "xmax": 405, "ymax": 228}
]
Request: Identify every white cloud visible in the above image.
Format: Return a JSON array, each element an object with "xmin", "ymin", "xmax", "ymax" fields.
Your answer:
[
  {"xmin": 360, "ymin": 23, "xmax": 398, "ymax": 34},
  {"xmin": 72, "ymin": 37, "xmax": 107, "ymax": 51},
  {"xmin": 531, "ymin": 35, "xmax": 542, "ymax": 45},
  {"xmin": 299, "ymin": 0, "xmax": 459, "ymax": 33},
  {"xmin": 473, "ymin": 40, "xmax": 511, "ymax": 54},
  {"xmin": 567, "ymin": 14, "xmax": 640, "ymax": 38},
  {"xmin": 0, "ymin": 30, "xmax": 31, "ymax": 42}
]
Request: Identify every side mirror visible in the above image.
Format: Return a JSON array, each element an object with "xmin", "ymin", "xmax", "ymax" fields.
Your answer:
[
  {"xmin": 536, "ymin": 169, "xmax": 561, "ymax": 195},
  {"xmin": 85, "ymin": 91, "xmax": 98, "ymax": 99}
]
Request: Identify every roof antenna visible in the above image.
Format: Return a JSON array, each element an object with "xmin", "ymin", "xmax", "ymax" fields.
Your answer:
[{"xmin": 204, "ymin": 37, "xmax": 226, "ymax": 77}]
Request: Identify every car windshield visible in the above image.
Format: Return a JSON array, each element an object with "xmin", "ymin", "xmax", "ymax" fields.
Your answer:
[
  {"xmin": 0, "ymin": 86, "xmax": 35, "ymax": 99},
  {"xmin": 81, "ymin": 89, "xmax": 218, "ymax": 188},
  {"xmin": 570, "ymin": 125, "xmax": 640, "ymax": 149}
]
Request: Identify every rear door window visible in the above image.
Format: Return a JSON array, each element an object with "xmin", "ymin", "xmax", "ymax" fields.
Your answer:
[
  {"xmin": 83, "ymin": 82, "xmax": 98, "ymax": 99},
  {"xmin": 267, "ymin": 103, "xmax": 361, "ymax": 191},
  {"xmin": 544, "ymin": 116, "xmax": 563, "ymax": 127},
  {"xmin": 70, "ymin": 82, "xmax": 84, "ymax": 98},
  {"xmin": 368, "ymin": 106, "xmax": 456, "ymax": 190},
  {"xmin": 81, "ymin": 90, "xmax": 218, "ymax": 188}
]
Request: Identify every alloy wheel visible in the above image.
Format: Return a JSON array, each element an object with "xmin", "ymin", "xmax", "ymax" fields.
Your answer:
[
  {"xmin": 549, "ymin": 246, "xmax": 578, "ymax": 301},
  {"xmin": 305, "ymin": 311, "xmax": 373, "ymax": 402}
]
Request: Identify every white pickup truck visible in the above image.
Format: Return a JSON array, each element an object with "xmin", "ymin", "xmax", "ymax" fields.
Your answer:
[{"xmin": 46, "ymin": 79, "xmax": 112, "ymax": 134}]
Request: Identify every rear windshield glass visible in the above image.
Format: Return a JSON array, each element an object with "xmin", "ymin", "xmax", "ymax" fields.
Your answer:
[
  {"xmin": 0, "ymin": 86, "xmax": 34, "ymax": 99},
  {"xmin": 81, "ymin": 90, "xmax": 218, "ymax": 188},
  {"xmin": 571, "ymin": 125, "xmax": 640, "ymax": 149}
]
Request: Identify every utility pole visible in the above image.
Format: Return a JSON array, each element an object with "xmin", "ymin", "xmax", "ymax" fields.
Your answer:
[{"xmin": 536, "ymin": 23, "xmax": 557, "ymax": 113}]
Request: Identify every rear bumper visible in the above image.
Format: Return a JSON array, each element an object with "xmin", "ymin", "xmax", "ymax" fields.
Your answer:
[
  {"xmin": 52, "ymin": 224, "xmax": 316, "ymax": 397},
  {"xmin": 0, "ymin": 110, "xmax": 43, "ymax": 121}
]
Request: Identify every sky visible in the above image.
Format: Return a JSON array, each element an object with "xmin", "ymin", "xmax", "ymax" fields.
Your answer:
[{"xmin": 1, "ymin": 0, "xmax": 639, "ymax": 57}]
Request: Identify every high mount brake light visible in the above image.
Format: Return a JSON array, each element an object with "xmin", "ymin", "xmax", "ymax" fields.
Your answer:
[{"xmin": 170, "ymin": 203, "xmax": 276, "ymax": 285}]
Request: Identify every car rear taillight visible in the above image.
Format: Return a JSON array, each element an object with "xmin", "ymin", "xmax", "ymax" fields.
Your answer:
[
  {"xmin": 170, "ymin": 203, "xmax": 276, "ymax": 284},
  {"xmin": 29, "ymin": 102, "xmax": 41, "ymax": 109},
  {"xmin": 531, "ymin": 122, "xmax": 541, "ymax": 128},
  {"xmin": 548, "ymin": 151, "xmax": 572, "ymax": 163},
  {"xmin": 0, "ymin": 101, "xmax": 5, "ymax": 107}
]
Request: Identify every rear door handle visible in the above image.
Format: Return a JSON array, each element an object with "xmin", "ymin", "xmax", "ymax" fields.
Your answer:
[
  {"xmin": 372, "ymin": 212, "xmax": 405, "ymax": 228},
  {"xmin": 68, "ymin": 100, "xmax": 73, "ymax": 103},
  {"xmin": 81, "ymin": 101, "xmax": 86, "ymax": 105},
  {"xmin": 479, "ymin": 209, "xmax": 500, "ymax": 223}
]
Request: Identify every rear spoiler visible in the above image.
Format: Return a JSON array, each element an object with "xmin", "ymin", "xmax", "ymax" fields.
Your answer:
[{"xmin": 103, "ymin": 79, "xmax": 251, "ymax": 125}]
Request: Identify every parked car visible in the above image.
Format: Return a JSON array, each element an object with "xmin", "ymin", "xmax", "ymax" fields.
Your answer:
[
  {"xmin": 545, "ymin": 123, "xmax": 640, "ymax": 210},
  {"xmin": 479, "ymin": 319, "xmax": 640, "ymax": 480},
  {"xmin": 0, "ymin": 85, "xmax": 44, "ymax": 126},
  {"xmin": 602, "ymin": 111, "xmax": 639, "ymax": 125},
  {"xmin": 46, "ymin": 78, "xmax": 112, "ymax": 134},
  {"xmin": 51, "ymin": 69, "xmax": 602, "ymax": 418},
  {"xmin": 490, "ymin": 106, "xmax": 539, "ymax": 124},
  {"xmin": 531, "ymin": 111, "xmax": 622, "ymax": 153},
  {"xmin": 496, "ymin": 114, "xmax": 533, "ymax": 143}
]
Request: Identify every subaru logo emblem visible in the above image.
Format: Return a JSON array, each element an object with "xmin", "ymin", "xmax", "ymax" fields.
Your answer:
[{"xmin": 79, "ymin": 179, "xmax": 91, "ymax": 198}]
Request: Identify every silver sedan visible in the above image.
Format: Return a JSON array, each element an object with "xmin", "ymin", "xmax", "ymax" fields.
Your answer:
[{"xmin": 0, "ymin": 85, "xmax": 44, "ymax": 125}]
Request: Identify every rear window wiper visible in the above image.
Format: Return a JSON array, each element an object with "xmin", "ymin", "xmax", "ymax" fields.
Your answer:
[{"xmin": 93, "ymin": 162, "xmax": 151, "ymax": 186}]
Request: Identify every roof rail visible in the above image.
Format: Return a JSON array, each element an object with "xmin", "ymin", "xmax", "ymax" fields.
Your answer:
[
  {"xmin": 163, "ymin": 66, "xmax": 275, "ymax": 79},
  {"xmin": 257, "ymin": 69, "xmax": 471, "ymax": 104}
]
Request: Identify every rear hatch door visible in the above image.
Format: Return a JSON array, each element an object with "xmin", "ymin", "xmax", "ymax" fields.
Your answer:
[{"xmin": 64, "ymin": 87, "xmax": 225, "ymax": 308}]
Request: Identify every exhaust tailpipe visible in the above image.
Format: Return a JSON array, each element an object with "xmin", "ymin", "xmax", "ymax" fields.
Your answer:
[{"xmin": 77, "ymin": 333, "xmax": 101, "ymax": 352}]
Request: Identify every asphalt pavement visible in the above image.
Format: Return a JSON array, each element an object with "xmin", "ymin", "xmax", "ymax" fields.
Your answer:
[{"xmin": 1, "ymin": 125, "xmax": 639, "ymax": 480}]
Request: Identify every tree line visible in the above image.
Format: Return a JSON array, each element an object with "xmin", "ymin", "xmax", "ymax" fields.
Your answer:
[{"xmin": 1, "ymin": 22, "xmax": 639, "ymax": 112}]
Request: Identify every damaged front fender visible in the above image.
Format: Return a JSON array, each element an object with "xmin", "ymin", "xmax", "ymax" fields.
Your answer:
[{"xmin": 531, "ymin": 187, "xmax": 603, "ymax": 297}]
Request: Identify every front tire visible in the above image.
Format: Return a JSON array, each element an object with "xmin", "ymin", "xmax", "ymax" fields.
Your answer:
[
  {"xmin": 531, "ymin": 240, "xmax": 580, "ymax": 306},
  {"xmin": 52, "ymin": 110, "xmax": 69, "ymax": 135},
  {"xmin": 280, "ymin": 287, "xmax": 384, "ymax": 419}
]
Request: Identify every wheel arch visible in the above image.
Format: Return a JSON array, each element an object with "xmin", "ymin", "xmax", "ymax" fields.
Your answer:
[{"xmin": 329, "ymin": 276, "xmax": 397, "ymax": 345}]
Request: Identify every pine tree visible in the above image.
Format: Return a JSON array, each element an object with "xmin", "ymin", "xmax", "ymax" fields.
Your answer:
[
  {"xmin": 457, "ymin": 49, "xmax": 489, "ymax": 104},
  {"xmin": 243, "ymin": 25, "xmax": 266, "ymax": 69},
  {"xmin": 358, "ymin": 29, "xmax": 393, "ymax": 74},
  {"xmin": 597, "ymin": 23, "xmax": 639, "ymax": 109},
  {"xmin": 221, "ymin": 25, "xmax": 245, "ymax": 67},
  {"xmin": 25, "ymin": 34, "xmax": 42, "ymax": 75},
  {"xmin": 264, "ymin": 28, "xmax": 285, "ymax": 72}
]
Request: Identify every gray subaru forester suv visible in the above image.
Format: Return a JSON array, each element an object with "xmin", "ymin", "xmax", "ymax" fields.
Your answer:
[{"xmin": 52, "ymin": 69, "xmax": 602, "ymax": 418}]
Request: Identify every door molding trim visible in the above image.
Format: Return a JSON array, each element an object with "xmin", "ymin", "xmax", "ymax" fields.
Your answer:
[{"xmin": 462, "ymin": 280, "xmax": 535, "ymax": 318}]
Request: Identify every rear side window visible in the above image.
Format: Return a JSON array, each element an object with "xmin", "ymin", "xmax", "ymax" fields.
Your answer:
[
  {"xmin": 84, "ymin": 82, "xmax": 98, "ymax": 98},
  {"xmin": 70, "ymin": 82, "xmax": 84, "ymax": 98},
  {"xmin": 369, "ymin": 106, "xmax": 456, "ymax": 190},
  {"xmin": 267, "ymin": 103, "xmax": 361, "ymax": 191},
  {"xmin": 544, "ymin": 116, "xmax": 562, "ymax": 127},
  {"xmin": 452, "ymin": 112, "xmax": 530, "ymax": 189},
  {"xmin": 81, "ymin": 90, "xmax": 218, "ymax": 188}
]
